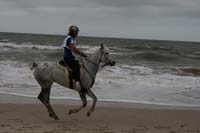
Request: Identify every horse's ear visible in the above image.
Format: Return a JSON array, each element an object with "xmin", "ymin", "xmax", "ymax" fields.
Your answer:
[{"xmin": 101, "ymin": 43, "xmax": 104, "ymax": 49}]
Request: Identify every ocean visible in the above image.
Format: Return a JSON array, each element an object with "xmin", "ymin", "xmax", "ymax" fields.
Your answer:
[{"xmin": 1, "ymin": 32, "xmax": 200, "ymax": 106}]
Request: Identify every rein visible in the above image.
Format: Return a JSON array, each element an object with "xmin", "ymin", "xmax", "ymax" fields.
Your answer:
[
  {"xmin": 84, "ymin": 58, "xmax": 98, "ymax": 66},
  {"xmin": 81, "ymin": 49, "xmax": 103, "ymax": 86},
  {"xmin": 84, "ymin": 48, "xmax": 104, "ymax": 66}
]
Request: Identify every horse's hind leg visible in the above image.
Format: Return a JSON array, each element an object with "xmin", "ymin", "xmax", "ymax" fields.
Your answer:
[
  {"xmin": 38, "ymin": 84, "xmax": 59, "ymax": 120},
  {"xmin": 86, "ymin": 89, "xmax": 97, "ymax": 117},
  {"xmin": 68, "ymin": 92, "xmax": 87, "ymax": 115}
]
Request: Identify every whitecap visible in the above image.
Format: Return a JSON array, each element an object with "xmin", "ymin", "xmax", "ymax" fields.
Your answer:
[
  {"xmin": 1, "ymin": 62, "xmax": 200, "ymax": 106},
  {"xmin": 0, "ymin": 42, "xmax": 61, "ymax": 50}
]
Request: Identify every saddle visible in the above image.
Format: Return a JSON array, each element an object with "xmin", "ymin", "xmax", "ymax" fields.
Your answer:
[
  {"xmin": 57, "ymin": 59, "xmax": 83, "ymax": 89},
  {"xmin": 58, "ymin": 59, "xmax": 72, "ymax": 72}
]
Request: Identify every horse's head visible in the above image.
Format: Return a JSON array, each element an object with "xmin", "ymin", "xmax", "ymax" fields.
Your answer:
[{"xmin": 99, "ymin": 43, "xmax": 116, "ymax": 67}]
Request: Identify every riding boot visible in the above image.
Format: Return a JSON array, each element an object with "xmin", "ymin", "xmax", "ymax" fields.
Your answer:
[{"xmin": 74, "ymin": 81, "xmax": 81, "ymax": 91}]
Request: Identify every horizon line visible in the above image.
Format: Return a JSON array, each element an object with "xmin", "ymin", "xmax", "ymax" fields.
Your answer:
[{"xmin": 0, "ymin": 31, "xmax": 200, "ymax": 43}]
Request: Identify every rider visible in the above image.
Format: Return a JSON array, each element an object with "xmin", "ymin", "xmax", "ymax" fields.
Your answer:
[{"xmin": 62, "ymin": 25, "xmax": 87, "ymax": 90}]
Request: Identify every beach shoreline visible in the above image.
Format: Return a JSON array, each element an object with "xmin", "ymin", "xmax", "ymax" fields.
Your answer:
[
  {"xmin": 1, "ymin": 93, "xmax": 200, "ymax": 110},
  {"xmin": 0, "ymin": 93, "xmax": 200, "ymax": 132}
]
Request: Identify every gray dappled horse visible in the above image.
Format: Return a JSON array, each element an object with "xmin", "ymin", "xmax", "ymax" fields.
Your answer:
[{"xmin": 31, "ymin": 44, "xmax": 115, "ymax": 120}]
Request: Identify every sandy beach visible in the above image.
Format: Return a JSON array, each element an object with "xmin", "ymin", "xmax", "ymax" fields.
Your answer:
[{"xmin": 0, "ymin": 94, "xmax": 199, "ymax": 133}]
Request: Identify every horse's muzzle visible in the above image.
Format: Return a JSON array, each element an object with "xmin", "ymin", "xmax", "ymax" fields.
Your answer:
[{"xmin": 109, "ymin": 61, "xmax": 116, "ymax": 66}]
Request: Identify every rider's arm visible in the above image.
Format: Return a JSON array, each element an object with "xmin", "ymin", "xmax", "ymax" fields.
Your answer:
[{"xmin": 70, "ymin": 44, "xmax": 87, "ymax": 58}]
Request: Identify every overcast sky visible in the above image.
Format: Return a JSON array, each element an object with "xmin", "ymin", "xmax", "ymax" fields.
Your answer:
[{"xmin": 0, "ymin": 0, "xmax": 200, "ymax": 42}]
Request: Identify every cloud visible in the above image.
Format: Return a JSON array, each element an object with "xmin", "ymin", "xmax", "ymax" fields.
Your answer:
[{"xmin": 0, "ymin": 0, "xmax": 200, "ymax": 41}]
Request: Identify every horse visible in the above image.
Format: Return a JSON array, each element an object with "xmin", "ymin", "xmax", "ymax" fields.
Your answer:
[{"xmin": 31, "ymin": 44, "xmax": 115, "ymax": 120}]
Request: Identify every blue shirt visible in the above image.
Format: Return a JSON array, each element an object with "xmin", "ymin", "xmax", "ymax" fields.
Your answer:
[{"xmin": 62, "ymin": 35, "xmax": 76, "ymax": 58}]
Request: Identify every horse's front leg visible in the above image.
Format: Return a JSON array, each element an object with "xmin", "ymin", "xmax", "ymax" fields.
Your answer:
[
  {"xmin": 86, "ymin": 89, "xmax": 97, "ymax": 117},
  {"xmin": 68, "ymin": 92, "xmax": 87, "ymax": 115}
]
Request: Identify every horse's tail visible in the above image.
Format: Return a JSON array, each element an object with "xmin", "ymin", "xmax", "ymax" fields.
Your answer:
[{"xmin": 30, "ymin": 62, "xmax": 38, "ymax": 70}]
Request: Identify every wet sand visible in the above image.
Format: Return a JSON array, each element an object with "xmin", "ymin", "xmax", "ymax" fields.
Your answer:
[{"xmin": 0, "ymin": 93, "xmax": 200, "ymax": 133}]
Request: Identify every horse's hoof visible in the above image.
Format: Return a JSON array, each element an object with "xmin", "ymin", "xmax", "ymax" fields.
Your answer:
[
  {"xmin": 49, "ymin": 113, "xmax": 54, "ymax": 118},
  {"xmin": 87, "ymin": 111, "xmax": 91, "ymax": 117},
  {"xmin": 54, "ymin": 116, "xmax": 59, "ymax": 120},
  {"xmin": 68, "ymin": 110, "xmax": 72, "ymax": 115}
]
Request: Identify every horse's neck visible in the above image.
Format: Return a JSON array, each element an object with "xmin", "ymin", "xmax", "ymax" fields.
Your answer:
[{"xmin": 84, "ymin": 49, "xmax": 101, "ymax": 78}]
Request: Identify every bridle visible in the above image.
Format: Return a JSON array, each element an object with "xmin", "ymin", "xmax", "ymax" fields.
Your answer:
[
  {"xmin": 83, "ymin": 48, "xmax": 109, "ymax": 66},
  {"xmin": 81, "ymin": 48, "xmax": 110, "ymax": 86}
]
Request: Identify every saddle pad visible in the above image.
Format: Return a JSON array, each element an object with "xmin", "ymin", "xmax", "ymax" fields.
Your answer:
[
  {"xmin": 56, "ymin": 62, "xmax": 69, "ymax": 82},
  {"xmin": 57, "ymin": 61, "xmax": 84, "ymax": 82}
]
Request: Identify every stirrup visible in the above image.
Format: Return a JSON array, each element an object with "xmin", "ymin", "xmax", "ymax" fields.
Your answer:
[{"xmin": 72, "ymin": 81, "xmax": 80, "ymax": 91}]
